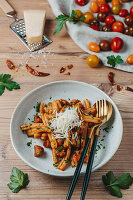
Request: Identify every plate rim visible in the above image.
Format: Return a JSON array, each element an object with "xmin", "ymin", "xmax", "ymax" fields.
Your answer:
[{"xmin": 10, "ymin": 80, "xmax": 123, "ymax": 177}]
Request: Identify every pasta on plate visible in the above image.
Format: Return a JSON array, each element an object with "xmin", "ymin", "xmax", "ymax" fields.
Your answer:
[{"xmin": 20, "ymin": 99, "xmax": 101, "ymax": 171}]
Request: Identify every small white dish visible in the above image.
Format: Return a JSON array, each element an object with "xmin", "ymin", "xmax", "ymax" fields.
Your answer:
[{"xmin": 10, "ymin": 81, "xmax": 123, "ymax": 177}]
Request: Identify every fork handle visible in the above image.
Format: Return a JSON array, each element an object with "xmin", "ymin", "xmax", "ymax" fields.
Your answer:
[
  {"xmin": 0, "ymin": 0, "xmax": 15, "ymax": 16},
  {"xmin": 80, "ymin": 135, "xmax": 98, "ymax": 200},
  {"xmin": 66, "ymin": 137, "xmax": 91, "ymax": 200}
]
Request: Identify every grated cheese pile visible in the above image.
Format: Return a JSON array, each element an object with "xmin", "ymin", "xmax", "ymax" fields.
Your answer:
[{"xmin": 49, "ymin": 107, "xmax": 82, "ymax": 139}]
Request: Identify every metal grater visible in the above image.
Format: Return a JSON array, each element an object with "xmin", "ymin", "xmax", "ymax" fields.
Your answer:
[
  {"xmin": 0, "ymin": 0, "xmax": 52, "ymax": 52},
  {"xmin": 10, "ymin": 18, "xmax": 52, "ymax": 52}
]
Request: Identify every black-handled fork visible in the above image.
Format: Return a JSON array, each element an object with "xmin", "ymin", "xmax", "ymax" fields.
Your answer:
[{"xmin": 80, "ymin": 100, "xmax": 112, "ymax": 200}]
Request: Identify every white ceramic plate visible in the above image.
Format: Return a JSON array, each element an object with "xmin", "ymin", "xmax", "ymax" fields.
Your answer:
[{"xmin": 10, "ymin": 81, "xmax": 123, "ymax": 177}]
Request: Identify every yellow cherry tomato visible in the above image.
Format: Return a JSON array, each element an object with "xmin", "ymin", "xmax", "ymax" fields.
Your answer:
[
  {"xmin": 86, "ymin": 55, "xmax": 100, "ymax": 68},
  {"xmin": 90, "ymin": 1, "xmax": 99, "ymax": 13},
  {"xmin": 83, "ymin": 12, "xmax": 94, "ymax": 24},
  {"xmin": 111, "ymin": 0, "xmax": 120, "ymax": 5},
  {"xmin": 74, "ymin": 10, "xmax": 83, "ymax": 19},
  {"xmin": 97, "ymin": 0, "xmax": 106, "ymax": 4},
  {"xmin": 88, "ymin": 42, "xmax": 100, "ymax": 53},
  {"xmin": 112, "ymin": 4, "xmax": 121, "ymax": 15},
  {"xmin": 126, "ymin": 54, "xmax": 133, "ymax": 65}
]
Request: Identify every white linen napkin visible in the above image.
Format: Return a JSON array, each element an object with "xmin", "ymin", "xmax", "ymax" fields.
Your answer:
[{"xmin": 48, "ymin": 0, "xmax": 133, "ymax": 72}]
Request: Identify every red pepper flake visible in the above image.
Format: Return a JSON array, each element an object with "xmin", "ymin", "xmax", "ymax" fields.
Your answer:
[
  {"xmin": 125, "ymin": 86, "xmax": 133, "ymax": 92},
  {"xmin": 26, "ymin": 64, "xmax": 50, "ymax": 77},
  {"xmin": 60, "ymin": 67, "xmax": 66, "ymax": 73},
  {"xmin": 64, "ymin": 72, "xmax": 71, "ymax": 75},
  {"xmin": 117, "ymin": 85, "xmax": 123, "ymax": 91},
  {"xmin": 36, "ymin": 65, "xmax": 39, "ymax": 68},
  {"xmin": 108, "ymin": 72, "xmax": 115, "ymax": 85},
  {"xmin": 6, "ymin": 59, "xmax": 18, "ymax": 72},
  {"xmin": 67, "ymin": 64, "xmax": 73, "ymax": 69}
]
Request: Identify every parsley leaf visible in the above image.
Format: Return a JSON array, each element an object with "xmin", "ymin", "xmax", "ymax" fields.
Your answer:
[
  {"xmin": 0, "ymin": 74, "xmax": 20, "ymax": 96},
  {"xmin": 107, "ymin": 55, "xmax": 124, "ymax": 68},
  {"xmin": 7, "ymin": 167, "xmax": 30, "ymax": 193},
  {"xmin": 27, "ymin": 140, "xmax": 32, "ymax": 147},
  {"xmin": 36, "ymin": 102, "xmax": 40, "ymax": 113},
  {"xmin": 102, "ymin": 171, "xmax": 133, "ymax": 198},
  {"xmin": 54, "ymin": 10, "xmax": 85, "ymax": 35}
]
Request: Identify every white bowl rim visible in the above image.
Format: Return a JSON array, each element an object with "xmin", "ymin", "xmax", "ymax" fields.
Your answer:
[{"xmin": 10, "ymin": 80, "xmax": 123, "ymax": 177}]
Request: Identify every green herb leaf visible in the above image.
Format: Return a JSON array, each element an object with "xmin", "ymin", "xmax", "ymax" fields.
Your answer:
[
  {"xmin": 27, "ymin": 140, "xmax": 32, "ymax": 147},
  {"xmin": 57, "ymin": 146, "xmax": 63, "ymax": 153},
  {"xmin": 0, "ymin": 74, "xmax": 20, "ymax": 96},
  {"xmin": 54, "ymin": 10, "xmax": 84, "ymax": 35},
  {"xmin": 107, "ymin": 55, "xmax": 124, "ymax": 68},
  {"xmin": 114, "ymin": 173, "xmax": 133, "ymax": 189},
  {"xmin": 116, "ymin": 55, "xmax": 124, "ymax": 64},
  {"xmin": 55, "ymin": 14, "xmax": 69, "ymax": 22},
  {"xmin": 102, "ymin": 171, "xmax": 133, "ymax": 198},
  {"xmin": 7, "ymin": 167, "xmax": 29, "ymax": 193},
  {"xmin": 54, "ymin": 21, "xmax": 65, "ymax": 35},
  {"xmin": 53, "ymin": 163, "xmax": 58, "ymax": 168},
  {"xmin": 110, "ymin": 186, "xmax": 122, "ymax": 198},
  {"xmin": 36, "ymin": 102, "xmax": 40, "ymax": 113}
]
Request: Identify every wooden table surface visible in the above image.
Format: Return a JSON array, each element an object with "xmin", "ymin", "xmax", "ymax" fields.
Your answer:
[{"xmin": 0, "ymin": 0, "xmax": 133, "ymax": 199}]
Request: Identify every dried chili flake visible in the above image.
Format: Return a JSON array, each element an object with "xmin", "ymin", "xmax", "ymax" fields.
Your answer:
[
  {"xmin": 125, "ymin": 86, "xmax": 133, "ymax": 92},
  {"xmin": 117, "ymin": 85, "xmax": 123, "ymax": 91},
  {"xmin": 60, "ymin": 67, "xmax": 66, "ymax": 73},
  {"xmin": 67, "ymin": 64, "xmax": 73, "ymax": 69},
  {"xmin": 108, "ymin": 72, "xmax": 115, "ymax": 85},
  {"xmin": 6, "ymin": 59, "xmax": 18, "ymax": 71},
  {"xmin": 26, "ymin": 64, "xmax": 50, "ymax": 77},
  {"xmin": 36, "ymin": 65, "xmax": 39, "ymax": 68},
  {"xmin": 64, "ymin": 72, "xmax": 71, "ymax": 75}
]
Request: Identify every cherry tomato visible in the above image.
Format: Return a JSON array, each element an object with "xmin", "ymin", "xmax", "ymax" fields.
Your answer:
[
  {"xmin": 112, "ymin": 4, "xmax": 121, "ymax": 15},
  {"xmin": 124, "ymin": 15, "xmax": 133, "ymax": 26},
  {"xmin": 86, "ymin": 55, "xmax": 100, "ymax": 67},
  {"xmin": 126, "ymin": 54, "xmax": 133, "ymax": 65},
  {"xmin": 105, "ymin": 15, "xmax": 116, "ymax": 26},
  {"xmin": 130, "ymin": 7, "xmax": 133, "ymax": 17},
  {"xmin": 97, "ymin": 0, "xmax": 106, "ymax": 4},
  {"xmin": 75, "ymin": 0, "xmax": 88, "ymax": 6},
  {"xmin": 111, "ymin": 37, "xmax": 124, "ymax": 52},
  {"xmin": 112, "ymin": 21, "xmax": 124, "ymax": 33},
  {"xmin": 83, "ymin": 12, "xmax": 94, "ymax": 24},
  {"xmin": 119, "ymin": 9, "xmax": 128, "ymax": 18},
  {"xmin": 74, "ymin": 10, "xmax": 83, "ymax": 19},
  {"xmin": 90, "ymin": 1, "xmax": 99, "ymax": 13},
  {"xmin": 88, "ymin": 42, "xmax": 100, "ymax": 52},
  {"xmin": 99, "ymin": 40, "xmax": 110, "ymax": 51},
  {"xmin": 99, "ymin": 3, "xmax": 111, "ymax": 13},
  {"xmin": 90, "ymin": 24, "xmax": 100, "ymax": 31},
  {"xmin": 111, "ymin": 0, "xmax": 120, "ymax": 5}
]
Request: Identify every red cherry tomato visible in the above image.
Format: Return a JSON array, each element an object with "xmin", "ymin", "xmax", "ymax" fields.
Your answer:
[
  {"xmin": 112, "ymin": 21, "xmax": 124, "ymax": 33},
  {"xmin": 99, "ymin": 3, "xmax": 111, "ymax": 13},
  {"xmin": 105, "ymin": 15, "xmax": 116, "ymax": 26},
  {"xmin": 90, "ymin": 25, "xmax": 100, "ymax": 31},
  {"xmin": 130, "ymin": 6, "xmax": 133, "ymax": 17},
  {"xmin": 111, "ymin": 37, "xmax": 124, "ymax": 52},
  {"xmin": 119, "ymin": 9, "xmax": 128, "ymax": 18},
  {"xmin": 75, "ymin": 0, "xmax": 88, "ymax": 6}
]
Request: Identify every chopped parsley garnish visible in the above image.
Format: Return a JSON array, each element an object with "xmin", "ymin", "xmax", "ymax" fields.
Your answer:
[
  {"xmin": 36, "ymin": 102, "xmax": 40, "ymax": 113},
  {"xmin": 103, "ymin": 127, "xmax": 109, "ymax": 133},
  {"xmin": 50, "ymin": 96, "xmax": 52, "ymax": 100},
  {"xmin": 57, "ymin": 146, "xmax": 63, "ymax": 153},
  {"xmin": 88, "ymin": 111, "xmax": 92, "ymax": 115},
  {"xmin": 27, "ymin": 140, "xmax": 32, "ymax": 147},
  {"xmin": 53, "ymin": 163, "xmax": 58, "ymax": 168}
]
